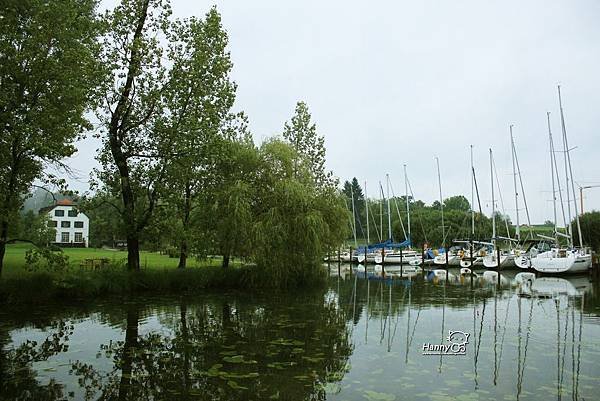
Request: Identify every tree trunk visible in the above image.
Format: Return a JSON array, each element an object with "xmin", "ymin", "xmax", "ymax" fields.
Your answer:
[
  {"xmin": 107, "ymin": 0, "xmax": 151, "ymax": 272},
  {"xmin": 178, "ymin": 184, "xmax": 191, "ymax": 269},
  {"xmin": 180, "ymin": 303, "xmax": 190, "ymax": 399},
  {"xmin": 126, "ymin": 235, "xmax": 140, "ymax": 271},
  {"xmin": 118, "ymin": 306, "xmax": 139, "ymax": 401},
  {"xmin": 0, "ymin": 218, "xmax": 10, "ymax": 278},
  {"xmin": 222, "ymin": 254, "xmax": 230, "ymax": 268}
]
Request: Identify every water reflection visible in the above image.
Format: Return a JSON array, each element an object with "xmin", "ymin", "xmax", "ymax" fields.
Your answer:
[{"xmin": 1, "ymin": 269, "xmax": 600, "ymax": 401}]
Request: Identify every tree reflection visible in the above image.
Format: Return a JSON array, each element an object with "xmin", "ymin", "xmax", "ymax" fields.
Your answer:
[
  {"xmin": 0, "ymin": 320, "xmax": 73, "ymax": 401},
  {"xmin": 70, "ymin": 291, "xmax": 353, "ymax": 400}
]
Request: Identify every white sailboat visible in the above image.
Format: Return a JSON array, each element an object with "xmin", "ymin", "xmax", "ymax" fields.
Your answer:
[
  {"xmin": 483, "ymin": 148, "xmax": 516, "ymax": 268},
  {"xmin": 383, "ymin": 168, "xmax": 423, "ymax": 265},
  {"xmin": 532, "ymin": 87, "xmax": 592, "ymax": 274}
]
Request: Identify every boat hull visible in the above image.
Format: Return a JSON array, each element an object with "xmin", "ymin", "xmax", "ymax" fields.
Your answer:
[{"xmin": 531, "ymin": 250, "xmax": 591, "ymax": 274}]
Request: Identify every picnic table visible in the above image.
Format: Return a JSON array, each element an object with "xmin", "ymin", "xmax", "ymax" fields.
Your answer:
[{"xmin": 80, "ymin": 258, "xmax": 110, "ymax": 270}]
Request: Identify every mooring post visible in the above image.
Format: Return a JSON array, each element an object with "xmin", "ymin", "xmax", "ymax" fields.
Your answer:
[
  {"xmin": 381, "ymin": 247, "xmax": 385, "ymax": 276},
  {"xmin": 497, "ymin": 247, "xmax": 501, "ymax": 270},
  {"xmin": 337, "ymin": 248, "xmax": 341, "ymax": 276}
]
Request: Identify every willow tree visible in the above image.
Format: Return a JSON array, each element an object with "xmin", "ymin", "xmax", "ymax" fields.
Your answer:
[
  {"xmin": 160, "ymin": 8, "xmax": 237, "ymax": 268},
  {"xmin": 252, "ymin": 140, "xmax": 348, "ymax": 286},
  {"xmin": 0, "ymin": 0, "xmax": 101, "ymax": 275},
  {"xmin": 95, "ymin": 0, "xmax": 171, "ymax": 271}
]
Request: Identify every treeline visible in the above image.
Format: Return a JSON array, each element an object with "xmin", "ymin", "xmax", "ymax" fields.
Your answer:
[
  {"xmin": 0, "ymin": 0, "xmax": 349, "ymax": 281},
  {"xmin": 341, "ymin": 177, "xmax": 517, "ymax": 248}
]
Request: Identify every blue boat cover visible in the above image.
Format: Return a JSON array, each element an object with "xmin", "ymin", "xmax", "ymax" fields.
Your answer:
[{"xmin": 359, "ymin": 238, "xmax": 412, "ymax": 252}]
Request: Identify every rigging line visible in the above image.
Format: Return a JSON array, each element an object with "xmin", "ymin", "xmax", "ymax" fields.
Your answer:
[
  {"xmin": 518, "ymin": 297, "xmax": 534, "ymax": 394},
  {"xmin": 391, "ymin": 283, "xmax": 408, "ymax": 347},
  {"xmin": 491, "ymin": 154, "xmax": 511, "ymax": 241},
  {"xmin": 512, "ymin": 138, "xmax": 533, "ymax": 238},
  {"xmin": 388, "ymin": 179, "xmax": 408, "ymax": 241},
  {"xmin": 575, "ymin": 295, "xmax": 583, "ymax": 400},
  {"xmin": 472, "ymin": 167, "xmax": 483, "ymax": 240},
  {"xmin": 496, "ymin": 296, "xmax": 512, "ymax": 374},
  {"xmin": 555, "ymin": 299, "xmax": 561, "ymax": 401},
  {"xmin": 406, "ymin": 175, "xmax": 428, "ymax": 244},
  {"xmin": 559, "ymin": 302, "xmax": 569, "ymax": 398},
  {"xmin": 475, "ymin": 297, "xmax": 487, "ymax": 389},
  {"xmin": 368, "ymin": 202, "xmax": 381, "ymax": 243},
  {"xmin": 571, "ymin": 305, "xmax": 575, "ymax": 400},
  {"xmin": 343, "ymin": 198, "xmax": 356, "ymax": 242},
  {"xmin": 550, "ymin": 129, "xmax": 569, "ymax": 236}
]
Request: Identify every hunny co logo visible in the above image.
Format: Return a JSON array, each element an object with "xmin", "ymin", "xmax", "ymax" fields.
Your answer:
[{"xmin": 422, "ymin": 330, "xmax": 470, "ymax": 356}]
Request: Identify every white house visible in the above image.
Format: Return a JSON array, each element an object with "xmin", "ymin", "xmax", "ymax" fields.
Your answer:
[{"xmin": 40, "ymin": 199, "xmax": 90, "ymax": 247}]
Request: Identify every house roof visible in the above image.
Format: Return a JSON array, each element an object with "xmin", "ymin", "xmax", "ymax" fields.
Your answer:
[{"xmin": 39, "ymin": 199, "xmax": 85, "ymax": 216}]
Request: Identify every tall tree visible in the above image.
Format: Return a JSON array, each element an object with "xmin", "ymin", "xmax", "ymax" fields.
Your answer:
[
  {"xmin": 0, "ymin": 0, "xmax": 101, "ymax": 275},
  {"xmin": 283, "ymin": 101, "xmax": 335, "ymax": 191},
  {"xmin": 95, "ymin": 0, "xmax": 171, "ymax": 271},
  {"xmin": 161, "ymin": 8, "xmax": 237, "ymax": 268}
]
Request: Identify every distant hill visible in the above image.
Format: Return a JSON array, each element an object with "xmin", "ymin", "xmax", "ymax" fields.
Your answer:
[{"xmin": 20, "ymin": 189, "xmax": 74, "ymax": 215}]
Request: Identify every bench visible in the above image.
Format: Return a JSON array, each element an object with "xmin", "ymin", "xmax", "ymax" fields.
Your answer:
[{"xmin": 80, "ymin": 258, "xmax": 110, "ymax": 270}]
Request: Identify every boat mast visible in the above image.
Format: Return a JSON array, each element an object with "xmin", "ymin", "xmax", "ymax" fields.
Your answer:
[
  {"xmin": 386, "ymin": 174, "xmax": 392, "ymax": 241},
  {"xmin": 558, "ymin": 85, "xmax": 583, "ymax": 248},
  {"xmin": 351, "ymin": 186, "xmax": 358, "ymax": 248},
  {"xmin": 436, "ymin": 157, "xmax": 445, "ymax": 248},
  {"xmin": 404, "ymin": 164, "xmax": 411, "ymax": 243},
  {"xmin": 490, "ymin": 148, "xmax": 496, "ymax": 245},
  {"xmin": 471, "ymin": 145, "xmax": 475, "ymax": 239},
  {"xmin": 510, "ymin": 125, "xmax": 520, "ymax": 242},
  {"xmin": 558, "ymin": 87, "xmax": 573, "ymax": 247},
  {"xmin": 365, "ymin": 180, "xmax": 370, "ymax": 245},
  {"xmin": 379, "ymin": 181, "xmax": 383, "ymax": 242},
  {"xmin": 511, "ymin": 129, "xmax": 533, "ymax": 239},
  {"xmin": 547, "ymin": 112, "xmax": 559, "ymax": 242}
]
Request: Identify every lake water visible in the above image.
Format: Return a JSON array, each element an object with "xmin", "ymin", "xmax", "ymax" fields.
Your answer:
[{"xmin": 2, "ymin": 266, "xmax": 600, "ymax": 401}]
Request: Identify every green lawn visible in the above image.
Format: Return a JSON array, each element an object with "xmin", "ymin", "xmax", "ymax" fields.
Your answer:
[{"xmin": 2, "ymin": 243, "xmax": 225, "ymax": 274}]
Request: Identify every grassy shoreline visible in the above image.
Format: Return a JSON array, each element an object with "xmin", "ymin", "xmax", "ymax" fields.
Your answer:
[{"xmin": 0, "ymin": 245, "xmax": 328, "ymax": 304}]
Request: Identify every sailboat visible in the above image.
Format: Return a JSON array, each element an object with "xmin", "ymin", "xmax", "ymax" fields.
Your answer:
[
  {"xmin": 532, "ymin": 87, "xmax": 592, "ymax": 274},
  {"xmin": 459, "ymin": 146, "xmax": 492, "ymax": 268},
  {"xmin": 383, "ymin": 168, "xmax": 423, "ymax": 266},
  {"xmin": 483, "ymin": 148, "xmax": 516, "ymax": 268}
]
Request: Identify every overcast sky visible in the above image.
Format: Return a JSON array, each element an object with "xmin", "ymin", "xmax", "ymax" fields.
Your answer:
[{"xmin": 62, "ymin": 0, "xmax": 600, "ymax": 225}]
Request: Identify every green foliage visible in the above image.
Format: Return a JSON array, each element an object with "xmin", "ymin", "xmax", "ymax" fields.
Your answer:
[
  {"xmin": 251, "ymin": 140, "xmax": 348, "ymax": 286},
  {"xmin": 443, "ymin": 195, "xmax": 471, "ymax": 212},
  {"xmin": 12, "ymin": 210, "xmax": 56, "ymax": 246},
  {"xmin": 283, "ymin": 101, "xmax": 335, "ymax": 191},
  {"xmin": 573, "ymin": 211, "xmax": 600, "ymax": 252},
  {"xmin": 24, "ymin": 247, "xmax": 70, "ymax": 273},
  {"xmin": 0, "ymin": 0, "xmax": 102, "ymax": 271}
]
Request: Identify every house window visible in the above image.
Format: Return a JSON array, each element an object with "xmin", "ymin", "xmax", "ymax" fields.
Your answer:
[
  {"xmin": 61, "ymin": 232, "xmax": 69, "ymax": 243},
  {"xmin": 55, "ymin": 210, "xmax": 64, "ymax": 217},
  {"xmin": 74, "ymin": 232, "xmax": 83, "ymax": 243},
  {"xmin": 68, "ymin": 209, "xmax": 78, "ymax": 217},
  {"xmin": 48, "ymin": 220, "xmax": 57, "ymax": 227},
  {"xmin": 61, "ymin": 221, "xmax": 71, "ymax": 228},
  {"xmin": 74, "ymin": 221, "xmax": 84, "ymax": 228}
]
